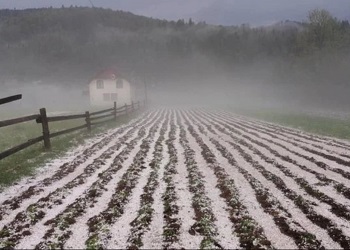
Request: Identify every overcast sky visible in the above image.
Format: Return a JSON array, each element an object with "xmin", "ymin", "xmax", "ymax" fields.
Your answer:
[{"xmin": 0, "ymin": 0, "xmax": 349, "ymax": 25}]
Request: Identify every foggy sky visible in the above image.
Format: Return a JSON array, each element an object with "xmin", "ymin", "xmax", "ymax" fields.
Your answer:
[{"xmin": 0, "ymin": 0, "xmax": 349, "ymax": 25}]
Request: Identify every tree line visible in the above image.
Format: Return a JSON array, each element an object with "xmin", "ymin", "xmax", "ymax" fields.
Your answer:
[{"xmin": 0, "ymin": 7, "xmax": 349, "ymax": 89}]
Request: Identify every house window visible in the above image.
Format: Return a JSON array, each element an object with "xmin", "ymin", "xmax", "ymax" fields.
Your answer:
[
  {"xmin": 116, "ymin": 78, "xmax": 123, "ymax": 89},
  {"xmin": 103, "ymin": 93, "xmax": 117, "ymax": 101},
  {"xmin": 97, "ymin": 80, "xmax": 104, "ymax": 89},
  {"xmin": 103, "ymin": 93, "xmax": 110, "ymax": 101},
  {"xmin": 111, "ymin": 93, "xmax": 118, "ymax": 101}
]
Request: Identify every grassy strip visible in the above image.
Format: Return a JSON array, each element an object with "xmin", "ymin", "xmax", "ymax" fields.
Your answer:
[
  {"xmin": 0, "ymin": 112, "xmax": 141, "ymax": 189},
  {"xmin": 231, "ymin": 109, "xmax": 350, "ymax": 141}
]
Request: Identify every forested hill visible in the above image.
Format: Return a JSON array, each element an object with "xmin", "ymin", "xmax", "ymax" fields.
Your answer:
[{"xmin": 0, "ymin": 6, "xmax": 349, "ymax": 89}]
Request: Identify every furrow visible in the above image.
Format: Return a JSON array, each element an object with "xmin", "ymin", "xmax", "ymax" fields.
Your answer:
[
  {"xmin": 195, "ymin": 110, "xmax": 350, "ymax": 205},
  {"xmin": 101, "ymin": 114, "xmax": 165, "ymax": 249},
  {"xmin": 190, "ymin": 111, "xmax": 339, "ymax": 249},
  {"xmin": 184, "ymin": 111, "xmax": 303, "ymax": 249},
  {"xmin": 224, "ymin": 113, "xmax": 350, "ymax": 159},
  {"xmin": 223, "ymin": 114, "xmax": 350, "ymax": 171},
  {"xmin": 0, "ymin": 110, "xmax": 155, "ymax": 224},
  {"xmin": 142, "ymin": 111, "xmax": 173, "ymax": 249},
  {"xmin": 178, "ymin": 111, "xmax": 271, "ymax": 249},
  {"xmin": 171, "ymin": 113, "xmax": 199, "ymax": 249},
  {"xmin": 0, "ymin": 112, "xmax": 159, "ymax": 249},
  {"xmin": 227, "ymin": 118, "xmax": 350, "ymax": 205},
  {"xmin": 196, "ymin": 110, "xmax": 350, "ymax": 249},
  {"xmin": 202, "ymin": 110, "xmax": 350, "ymax": 199},
  {"xmin": 62, "ymin": 113, "xmax": 157, "ymax": 249},
  {"xmin": 215, "ymin": 109, "xmax": 350, "ymax": 154},
  {"xmin": 156, "ymin": 110, "xmax": 182, "ymax": 249},
  {"xmin": 179, "ymin": 111, "xmax": 241, "ymax": 249},
  {"xmin": 84, "ymin": 111, "xmax": 164, "ymax": 249},
  {"xmin": 27, "ymin": 111, "xmax": 161, "ymax": 249},
  {"xmin": 122, "ymin": 111, "xmax": 170, "ymax": 249},
  {"xmin": 176, "ymin": 111, "xmax": 223, "ymax": 249},
  {"xmin": 220, "ymin": 110, "xmax": 350, "ymax": 151}
]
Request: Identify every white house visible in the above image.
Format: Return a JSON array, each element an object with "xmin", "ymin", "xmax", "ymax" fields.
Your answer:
[{"xmin": 89, "ymin": 68, "xmax": 135, "ymax": 107}]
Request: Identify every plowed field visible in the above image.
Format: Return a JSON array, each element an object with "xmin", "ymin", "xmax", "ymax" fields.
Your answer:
[{"xmin": 1, "ymin": 109, "xmax": 350, "ymax": 249}]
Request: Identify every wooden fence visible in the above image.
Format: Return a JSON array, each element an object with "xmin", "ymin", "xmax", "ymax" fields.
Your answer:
[
  {"xmin": 0, "ymin": 94, "xmax": 22, "ymax": 106},
  {"xmin": 0, "ymin": 101, "xmax": 143, "ymax": 161}
]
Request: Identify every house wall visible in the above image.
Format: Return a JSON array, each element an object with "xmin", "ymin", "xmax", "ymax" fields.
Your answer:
[{"xmin": 89, "ymin": 78, "xmax": 132, "ymax": 107}]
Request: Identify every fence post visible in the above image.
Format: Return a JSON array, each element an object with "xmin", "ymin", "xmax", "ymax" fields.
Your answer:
[
  {"xmin": 113, "ymin": 102, "xmax": 117, "ymax": 121},
  {"xmin": 85, "ymin": 111, "xmax": 91, "ymax": 132},
  {"xmin": 40, "ymin": 108, "xmax": 51, "ymax": 150},
  {"xmin": 131, "ymin": 101, "xmax": 134, "ymax": 112}
]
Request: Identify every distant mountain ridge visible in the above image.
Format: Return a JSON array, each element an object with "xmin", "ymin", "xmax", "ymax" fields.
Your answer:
[{"xmin": 1, "ymin": 0, "xmax": 349, "ymax": 26}]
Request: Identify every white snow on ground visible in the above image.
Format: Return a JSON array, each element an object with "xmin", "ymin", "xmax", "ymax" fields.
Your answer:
[
  {"xmin": 203, "ymin": 110, "xmax": 350, "ymax": 190},
  {"xmin": 182, "ymin": 111, "xmax": 297, "ymax": 249},
  {"xmin": 0, "ymin": 126, "xmax": 134, "ymax": 229},
  {"xmin": 198, "ymin": 111, "xmax": 350, "ymax": 207},
  {"xmin": 142, "ymin": 116, "xmax": 170, "ymax": 249},
  {"xmin": 1, "ymin": 109, "xmax": 350, "ymax": 249},
  {"xmin": 216, "ymin": 110, "xmax": 350, "ymax": 155},
  {"xmin": 106, "ymin": 123, "xmax": 163, "ymax": 249},
  {"xmin": 232, "ymin": 115, "xmax": 350, "ymax": 157},
  {"xmin": 191, "ymin": 111, "xmax": 341, "ymax": 249},
  {"xmin": 16, "ymin": 136, "xmax": 136, "ymax": 249},
  {"xmin": 171, "ymin": 119, "xmax": 202, "ymax": 249},
  {"xmin": 0, "ymin": 112, "xmax": 150, "ymax": 204},
  {"xmin": 65, "ymin": 114, "xmax": 157, "ymax": 249},
  {"xmin": 221, "ymin": 110, "xmax": 350, "ymax": 148},
  {"xmin": 179, "ymin": 112, "xmax": 241, "ymax": 249}
]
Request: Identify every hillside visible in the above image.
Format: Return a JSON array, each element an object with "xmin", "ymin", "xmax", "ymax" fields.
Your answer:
[
  {"xmin": 0, "ymin": 7, "xmax": 350, "ymax": 109},
  {"xmin": 0, "ymin": 7, "xmax": 169, "ymax": 82}
]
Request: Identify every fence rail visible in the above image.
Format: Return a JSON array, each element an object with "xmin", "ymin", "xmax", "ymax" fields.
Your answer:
[
  {"xmin": 90, "ymin": 113, "xmax": 114, "ymax": 121},
  {"xmin": 44, "ymin": 114, "xmax": 87, "ymax": 123},
  {"xmin": 0, "ymin": 136, "xmax": 44, "ymax": 160},
  {"xmin": 0, "ymin": 94, "xmax": 22, "ymax": 106},
  {"xmin": 90, "ymin": 107, "xmax": 115, "ymax": 116},
  {"xmin": 0, "ymin": 100, "xmax": 144, "ymax": 161},
  {"xmin": 0, "ymin": 114, "xmax": 40, "ymax": 128}
]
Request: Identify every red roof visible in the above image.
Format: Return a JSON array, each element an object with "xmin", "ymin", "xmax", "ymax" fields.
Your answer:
[{"xmin": 93, "ymin": 68, "xmax": 122, "ymax": 80}]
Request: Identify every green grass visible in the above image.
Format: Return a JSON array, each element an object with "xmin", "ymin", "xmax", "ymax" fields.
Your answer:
[
  {"xmin": 232, "ymin": 109, "xmax": 350, "ymax": 141},
  {"xmin": 0, "ymin": 112, "xmax": 141, "ymax": 189}
]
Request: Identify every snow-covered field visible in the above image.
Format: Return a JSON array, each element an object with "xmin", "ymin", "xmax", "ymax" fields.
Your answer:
[{"xmin": 1, "ymin": 108, "xmax": 350, "ymax": 249}]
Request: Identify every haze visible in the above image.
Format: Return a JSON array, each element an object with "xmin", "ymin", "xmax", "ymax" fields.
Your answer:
[{"xmin": 0, "ymin": 2, "xmax": 349, "ymax": 119}]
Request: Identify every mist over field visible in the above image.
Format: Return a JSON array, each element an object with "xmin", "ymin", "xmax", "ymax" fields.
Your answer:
[
  {"xmin": 0, "ymin": 82, "xmax": 88, "ymax": 115},
  {"xmin": 3, "ymin": 4, "xmax": 350, "ymax": 249},
  {"xmin": 0, "ymin": 6, "xmax": 349, "ymax": 117}
]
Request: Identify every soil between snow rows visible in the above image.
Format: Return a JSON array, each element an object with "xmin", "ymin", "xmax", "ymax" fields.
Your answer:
[{"xmin": 1, "ymin": 108, "xmax": 350, "ymax": 249}]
